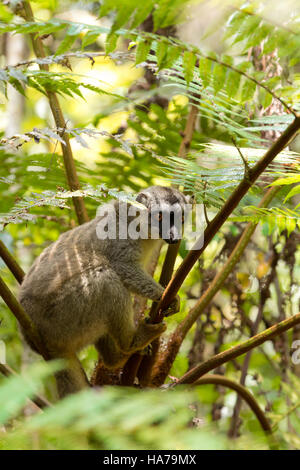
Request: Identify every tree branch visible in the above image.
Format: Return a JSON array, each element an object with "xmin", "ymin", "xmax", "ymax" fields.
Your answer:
[
  {"xmin": 179, "ymin": 186, "xmax": 279, "ymax": 338},
  {"xmin": 156, "ymin": 116, "xmax": 300, "ymax": 319},
  {"xmin": 21, "ymin": 1, "xmax": 89, "ymax": 225},
  {"xmin": 187, "ymin": 374, "xmax": 272, "ymax": 433},
  {"xmin": 176, "ymin": 312, "xmax": 300, "ymax": 384},
  {"xmin": 0, "ymin": 363, "xmax": 51, "ymax": 409},
  {"xmin": 228, "ymin": 244, "xmax": 279, "ymax": 437},
  {"xmin": 0, "ymin": 275, "xmax": 48, "ymax": 360},
  {"xmin": 0, "ymin": 240, "xmax": 25, "ymax": 284}
]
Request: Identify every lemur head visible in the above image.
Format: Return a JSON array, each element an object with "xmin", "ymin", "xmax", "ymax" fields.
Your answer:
[{"xmin": 136, "ymin": 186, "xmax": 194, "ymax": 244}]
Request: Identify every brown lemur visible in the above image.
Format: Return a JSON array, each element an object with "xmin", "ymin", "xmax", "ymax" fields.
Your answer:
[{"xmin": 19, "ymin": 186, "xmax": 191, "ymax": 397}]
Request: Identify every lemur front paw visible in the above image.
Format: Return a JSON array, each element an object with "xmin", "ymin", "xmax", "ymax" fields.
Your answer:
[{"xmin": 162, "ymin": 294, "xmax": 180, "ymax": 317}]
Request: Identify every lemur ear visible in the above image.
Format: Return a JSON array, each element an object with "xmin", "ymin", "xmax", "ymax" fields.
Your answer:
[{"xmin": 136, "ymin": 192, "xmax": 150, "ymax": 208}]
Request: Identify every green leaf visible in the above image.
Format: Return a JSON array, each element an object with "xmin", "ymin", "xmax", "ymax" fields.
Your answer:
[
  {"xmin": 225, "ymin": 69, "xmax": 241, "ymax": 98},
  {"xmin": 135, "ymin": 39, "xmax": 152, "ymax": 65},
  {"xmin": 284, "ymin": 184, "xmax": 300, "ymax": 201},
  {"xmin": 213, "ymin": 63, "xmax": 226, "ymax": 93},
  {"xmin": 165, "ymin": 45, "xmax": 182, "ymax": 68},
  {"xmin": 110, "ymin": 2, "xmax": 137, "ymax": 33},
  {"xmin": 223, "ymin": 11, "xmax": 245, "ymax": 40},
  {"xmin": 245, "ymin": 23, "xmax": 271, "ymax": 49},
  {"xmin": 199, "ymin": 57, "xmax": 212, "ymax": 88},
  {"xmin": 55, "ymin": 24, "xmax": 85, "ymax": 56},
  {"xmin": 152, "ymin": 0, "xmax": 172, "ymax": 31},
  {"xmin": 241, "ymin": 79, "xmax": 256, "ymax": 103},
  {"xmin": 9, "ymin": 77, "xmax": 26, "ymax": 96},
  {"xmin": 232, "ymin": 14, "xmax": 261, "ymax": 45},
  {"xmin": 260, "ymin": 88, "xmax": 273, "ymax": 109},
  {"xmin": 81, "ymin": 30, "xmax": 100, "ymax": 49},
  {"xmin": 131, "ymin": 2, "xmax": 156, "ymax": 29},
  {"xmin": 273, "ymin": 175, "xmax": 300, "ymax": 186},
  {"xmin": 183, "ymin": 50, "xmax": 196, "ymax": 85},
  {"xmin": 286, "ymin": 217, "xmax": 296, "ymax": 236},
  {"xmin": 105, "ymin": 33, "xmax": 118, "ymax": 54},
  {"xmin": 99, "ymin": 0, "xmax": 115, "ymax": 17},
  {"xmin": 277, "ymin": 214, "xmax": 286, "ymax": 234},
  {"xmin": 0, "ymin": 362, "xmax": 61, "ymax": 426},
  {"xmin": 156, "ymin": 40, "xmax": 168, "ymax": 70}
]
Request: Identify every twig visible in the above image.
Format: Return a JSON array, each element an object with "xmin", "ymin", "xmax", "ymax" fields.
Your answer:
[
  {"xmin": 3, "ymin": 51, "xmax": 134, "ymax": 70},
  {"xmin": 0, "ymin": 275, "xmax": 48, "ymax": 360},
  {"xmin": 0, "ymin": 240, "xmax": 25, "ymax": 283},
  {"xmin": 155, "ymin": 116, "xmax": 300, "ymax": 320},
  {"xmin": 189, "ymin": 374, "xmax": 272, "ymax": 434},
  {"xmin": 202, "ymin": 181, "xmax": 210, "ymax": 226},
  {"xmin": 0, "ymin": 363, "xmax": 51, "ymax": 409},
  {"xmin": 231, "ymin": 137, "xmax": 250, "ymax": 181},
  {"xmin": 229, "ymin": 246, "xmax": 278, "ymax": 437},
  {"xmin": 176, "ymin": 312, "xmax": 300, "ymax": 384}
]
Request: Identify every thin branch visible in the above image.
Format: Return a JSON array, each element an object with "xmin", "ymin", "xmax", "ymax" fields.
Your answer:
[
  {"xmin": 203, "ymin": 53, "xmax": 295, "ymax": 116},
  {"xmin": 231, "ymin": 137, "xmax": 250, "ymax": 181},
  {"xmin": 155, "ymin": 116, "xmax": 300, "ymax": 320},
  {"xmin": 229, "ymin": 244, "xmax": 278, "ymax": 437},
  {"xmin": 0, "ymin": 275, "xmax": 48, "ymax": 360},
  {"xmin": 0, "ymin": 246, "xmax": 51, "ymax": 408},
  {"xmin": 188, "ymin": 374, "xmax": 272, "ymax": 434},
  {"xmin": 0, "ymin": 363, "xmax": 51, "ymax": 409},
  {"xmin": 2, "ymin": 51, "xmax": 134, "ymax": 70},
  {"xmin": 272, "ymin": 399, "xmax": 300, "ymax": 431},
  {"xmin": 176, "ymin": 312, "xmax": 300, "ymax": 384},
  {"xmin": 202, "ymin": 181, "xmax": 210, "ymax": 226},
  {"xmin": 150, "ymin": 115, "xmax": 300, "ymax": 386},
  {"xmin": 21, "ymin": 1, "xmax": 89, "ymax": 225},
  {"xmin": 0, "ymin": 240, "xmax": 25, "ymax": 283}
]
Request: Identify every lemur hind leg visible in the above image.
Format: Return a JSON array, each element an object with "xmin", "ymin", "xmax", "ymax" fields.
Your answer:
[
  {"xmin": 108, "ymin": 313, "xmax": 167, "ymax": 355},
  {"xmin": 95, "ymin": 335, "xmax": 130, "ymax": 369}
]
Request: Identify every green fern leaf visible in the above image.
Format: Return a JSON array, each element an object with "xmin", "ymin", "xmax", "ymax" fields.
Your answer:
[
  {"xmin": 183, "ymin": 50, "xmax": 196, "ymax": 86},
  {"xmin": 241, "ymin": 79, "xmax": 256, "ymax": 103},
  {"xmin": 156, "ymin": 40, "xmax": 169, "ymax": 70},
  {"xmin": 55, "ymin": 24, "xmax": 85, "ymax": 56},
  {"xmin": 135, "ymin": 39, "xmax": 152, "ymax": 65},
  {"xmin": 199, "ymin": 57, "xmax": 212, "ymax": 88}
]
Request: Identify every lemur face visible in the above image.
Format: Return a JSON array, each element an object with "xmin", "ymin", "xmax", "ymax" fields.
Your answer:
[{"xmin": 136, "ymin": 186, "xmax": 193, "ymax": 244}]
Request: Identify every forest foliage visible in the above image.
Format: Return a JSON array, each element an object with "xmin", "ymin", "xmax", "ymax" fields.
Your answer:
[{"xmin": 1, "ymin": 0, "xmax": 300, "ymax": 450}]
